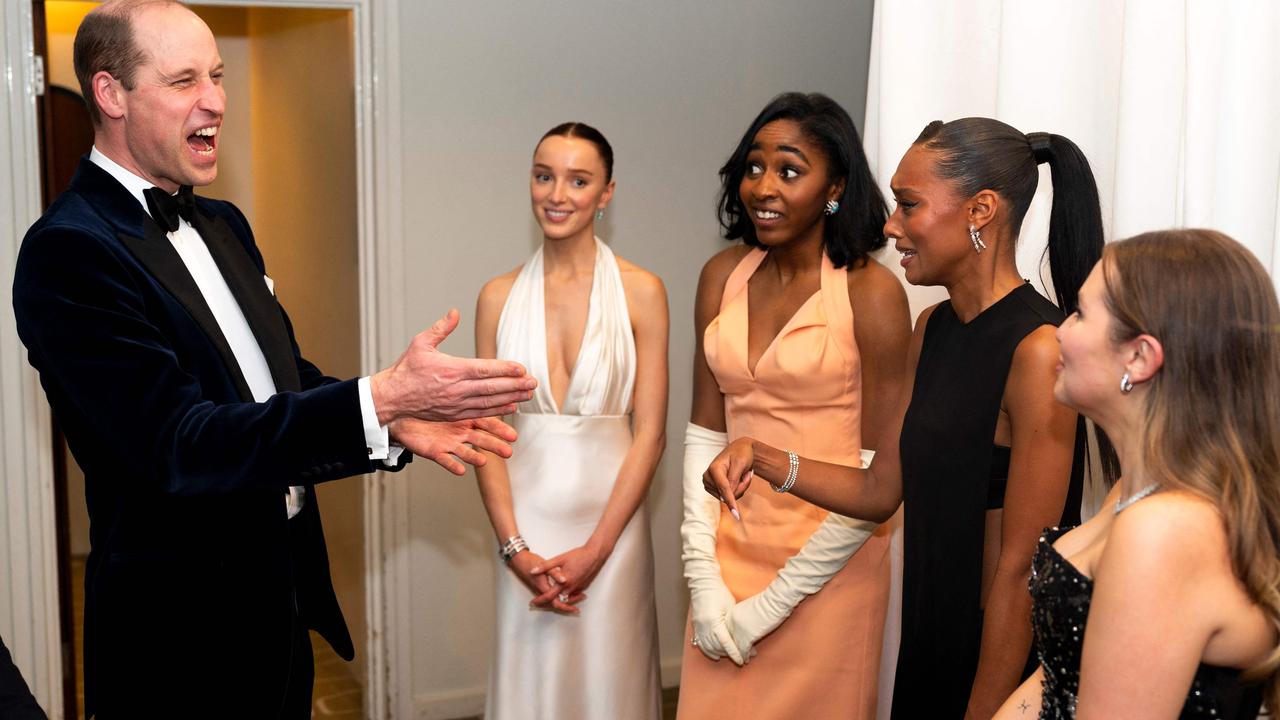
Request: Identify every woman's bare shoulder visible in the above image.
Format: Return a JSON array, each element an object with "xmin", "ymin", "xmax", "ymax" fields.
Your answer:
[{"xmin": 476, "ymin": 265, "xmax": 524, "ymax": 316}]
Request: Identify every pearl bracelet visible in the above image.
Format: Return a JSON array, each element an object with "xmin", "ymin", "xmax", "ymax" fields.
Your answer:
[
  {"xmin": 773, "ymin": 450, "xmax": 799, "ymax": 493},
  {"xmin": 498, "ymin": 535, "xmax": 528, "ymax": 563}
]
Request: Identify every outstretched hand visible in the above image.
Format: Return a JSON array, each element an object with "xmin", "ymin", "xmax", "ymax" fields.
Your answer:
[
  {"xmin": 372, "ymin": 309, "xmax": 537, "ymax": 424},
  {"xmin": 389, "ymin": 416, "xmax": 518, "ymax": 475},
  {"xmin": 702, "ymin": 437, "xmax": 758, "ymax": 516}
]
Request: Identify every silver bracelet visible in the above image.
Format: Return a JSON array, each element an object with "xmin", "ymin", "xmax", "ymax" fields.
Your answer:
[
  {"xmin": 773, "ymin": 450, "xmax": 800, "ymax": 493},
  {"xmin": 498, "ymin": 535, "xmax": 528, "ymax": 563}
]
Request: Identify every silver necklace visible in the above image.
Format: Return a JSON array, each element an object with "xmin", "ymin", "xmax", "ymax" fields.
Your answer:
[{"xmin": 1114, "ymin": 482, "xmax": 1160, "ymax": 514}]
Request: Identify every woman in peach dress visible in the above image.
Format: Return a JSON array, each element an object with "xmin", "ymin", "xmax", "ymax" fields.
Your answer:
[{"xmin": 677, "ymin": 93, "xmax": 911, "ymax": 718}]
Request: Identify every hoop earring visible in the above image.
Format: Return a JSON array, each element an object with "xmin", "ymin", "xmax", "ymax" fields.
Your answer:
[
  {"xmin": 968, "ymin": 225, "xmax": 987, "ymax": 254},
  {"xmin": 824, "ymin": 200, "xmax": 840, "ymax": 216},
  {"xmin": 595, "ymin": 209, "xmax": 605, "ymax": 221},
  {"xmin": 1120, "ymin": 372, "xmax": 1134, "ymax": 394}
]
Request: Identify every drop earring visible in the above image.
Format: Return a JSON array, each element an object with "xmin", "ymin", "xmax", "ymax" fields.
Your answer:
[
  {"xmin": 969, "ymin": 224, "xmax": 987, "ymax": 254},
  {"xmin": 595, "ymin": 209, "xmax": 605, "ymax": 221}
]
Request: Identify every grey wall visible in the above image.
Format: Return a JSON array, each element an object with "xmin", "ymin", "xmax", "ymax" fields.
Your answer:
[{"xmin": 394, "ymin": 1, "xmax": 876, "ymax": 713}]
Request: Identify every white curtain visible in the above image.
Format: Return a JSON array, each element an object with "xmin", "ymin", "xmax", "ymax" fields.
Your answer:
[
  {"xmin": 863, "ymin": 3, "xmax": 1280, "ymax": 716},
  {"xmin": 865, "ymin": 0, "xmax": 1280, "ymax": 314}
]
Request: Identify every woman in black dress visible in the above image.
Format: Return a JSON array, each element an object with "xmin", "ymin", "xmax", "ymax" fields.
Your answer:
[
  {"xmin": 994, "ymin": 229, "xmax": 1274, "ymax": 719},
  {"xmin": 704, "ymin": 118, "xmax": 1104, "ymax": 718}
]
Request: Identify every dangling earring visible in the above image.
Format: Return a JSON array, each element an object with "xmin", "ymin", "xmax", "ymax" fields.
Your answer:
[
  {"xmin": 595, "ymin": 209, "xmax": 605, "ymax": 221},
  {"xmin": 1120, "ymin": 372, "xmax": 1134, "ymax": 394},
  {"xmin": 824, "ymin": 200, "xmax": 840, "ymax": 216},
  {"xmin": 968, "ymin": 224, "xmax": 987, "ymax": 254}
]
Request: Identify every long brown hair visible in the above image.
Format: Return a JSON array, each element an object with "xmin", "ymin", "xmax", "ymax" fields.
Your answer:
[{"xmin": 1102, "ymin": 228, "xmax": 1280, "ymax": 707}]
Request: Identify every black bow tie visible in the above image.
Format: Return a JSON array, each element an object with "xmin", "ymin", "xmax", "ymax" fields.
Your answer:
[{"xmin": 143, "ymin": 185, "xmax": 196, "ymax": 233}]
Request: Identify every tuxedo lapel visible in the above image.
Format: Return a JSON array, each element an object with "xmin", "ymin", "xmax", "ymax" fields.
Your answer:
[
  {"xmin": 192, "ymin": 210, "xmax": 302, "ymax": 393},
  {"xmin": 117, "ymin": 221, "xmax": 256, "ymax": 402}
]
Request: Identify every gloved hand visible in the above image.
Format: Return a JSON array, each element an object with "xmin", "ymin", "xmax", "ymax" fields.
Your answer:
[
  {"xmin": 728, "ymin": 449, "xmax": 877, "ymax": 660},
  {"xmin": 681, "ymin": 422, "xmax": 744, "ymax": 665}
]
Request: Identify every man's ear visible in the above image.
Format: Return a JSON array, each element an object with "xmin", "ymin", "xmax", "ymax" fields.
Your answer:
[{"xmin": 93, "ymin": 71, "xmax": 127, "ymax": 121}]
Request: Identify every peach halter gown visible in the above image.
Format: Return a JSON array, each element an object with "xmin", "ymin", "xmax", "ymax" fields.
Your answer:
[{"xmin": 677, "ymin": 248, "xmax": 891, "ymax": 719}]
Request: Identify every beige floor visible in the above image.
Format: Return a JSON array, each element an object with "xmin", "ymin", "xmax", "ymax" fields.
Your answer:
[{"xmin": 70, "ymin": 557, "xmax": 678, "ymax": 718}]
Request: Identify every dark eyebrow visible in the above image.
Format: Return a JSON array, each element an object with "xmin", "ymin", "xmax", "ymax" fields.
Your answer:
[
  {"xmin": 531, "ymin": 163, "xmax": 595, "ymax": 177},
  {"xmin": 746, "ymin": 142, "xmax": 809, "ymax": 164},
  {"xmin": 776, "ymin": 144, "xmax": 809, "ymax": 163}
]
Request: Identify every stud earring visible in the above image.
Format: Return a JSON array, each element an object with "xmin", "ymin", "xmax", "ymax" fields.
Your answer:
[
  {"xmin": 595, "ymin": 209, "xmax": 605, "ymax": 221},
  {"xmin": 824, "ymin": 200, "xmax": 840, "ymax": 216},
  {"xmin": 1120, "ymin": 372, "xmax": 1134, "ymax": 394},
  {"xmin": 969, "ymin": 224, "xmax": 987, "ymax": 254}
]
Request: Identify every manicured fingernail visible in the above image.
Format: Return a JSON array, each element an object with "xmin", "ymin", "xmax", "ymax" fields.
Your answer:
[
  {"xmin": 530, "ymin": 566, "xmax": 540, "ymax": 573},
  {"xmin": 730, "ymin": 508, "xmax": 741, "ymax": 521}
]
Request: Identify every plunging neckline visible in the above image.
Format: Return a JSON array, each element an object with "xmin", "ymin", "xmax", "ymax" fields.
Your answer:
[
  {"xmin": 745, "ymin": 288, "xmax": 821, "ymax": 379},
  {"xmin": 742, "ymin": 249, "xmax": 825, "ymax": 378},
  {"xmin": 543, "ymin": 252, "xmax": 597, "ymax": 415},
  {"xmin": 496, "ymin": 237, "xmax": 636, "ymax": 418}
]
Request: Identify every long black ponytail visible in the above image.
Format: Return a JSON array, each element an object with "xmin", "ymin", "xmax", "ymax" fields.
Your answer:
[{"xmin": 914, "ymin": 118, "xmax": 1103, "ymax": 314}]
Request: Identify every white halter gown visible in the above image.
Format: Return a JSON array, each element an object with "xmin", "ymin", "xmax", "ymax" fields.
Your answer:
[{"xmin": 485, "ymin": 238, "xmax": 662, "ymax": 720}]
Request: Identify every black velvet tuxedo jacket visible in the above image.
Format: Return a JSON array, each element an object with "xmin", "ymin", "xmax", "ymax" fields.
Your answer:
[
  {"xmin": 12, "ymin": 158, "xmax": 388, "ymax": 717},
  {"xmin": 0, "ymin": 635, "xmax": 45, "ymax": 719}
]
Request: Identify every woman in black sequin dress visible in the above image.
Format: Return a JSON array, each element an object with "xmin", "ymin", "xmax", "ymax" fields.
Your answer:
[{"xmin": 994, "ymin": 229, "xmax": 1278, "ymax": 718}]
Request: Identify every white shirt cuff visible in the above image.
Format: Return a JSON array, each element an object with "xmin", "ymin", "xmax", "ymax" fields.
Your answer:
[{"xmin": 358, "ymin": 376, "xmax": 395, "ymax": 461}]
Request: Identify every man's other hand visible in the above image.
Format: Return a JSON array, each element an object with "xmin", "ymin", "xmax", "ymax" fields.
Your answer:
[{"xmin": 388, "ymin": 416, "xmax": 518, "ymax": 475}]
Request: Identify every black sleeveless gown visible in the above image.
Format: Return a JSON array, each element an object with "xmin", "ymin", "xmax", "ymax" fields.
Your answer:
[
  {"xmin": 892, "ymin": 283, "xmax": 1085, "ymax": 719},
  {"xmin": 1031, "ymin": 527, "xmax": 1264, "ymax": 718}
]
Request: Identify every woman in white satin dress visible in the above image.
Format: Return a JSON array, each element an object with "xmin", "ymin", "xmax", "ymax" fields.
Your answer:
[{"xmin": 474, "ymin": 122, "xmax": 669, "ymax": 720}]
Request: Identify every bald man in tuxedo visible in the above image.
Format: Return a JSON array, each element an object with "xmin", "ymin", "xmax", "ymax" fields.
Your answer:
[{"xmin": 12, "ymin": 2, "xmax": 533, "ymax": 716}]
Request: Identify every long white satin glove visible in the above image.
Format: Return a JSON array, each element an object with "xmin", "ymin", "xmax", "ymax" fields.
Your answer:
[
  {"xmin": 681, "ymin": 422, "xmax": 744, "ymax": 665},
  {"xmin": 728, "ymin": 449, "xmax": 878, "ymax": 661}
]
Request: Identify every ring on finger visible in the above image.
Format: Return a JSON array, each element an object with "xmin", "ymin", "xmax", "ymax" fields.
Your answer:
[{"xmin": 557, "ymin": 592, "xmax": 569, "ymax": 603}]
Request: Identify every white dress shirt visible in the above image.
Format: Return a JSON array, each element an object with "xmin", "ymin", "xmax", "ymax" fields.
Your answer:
[{"xmin": 89, "ymin": 148, "xmax": 397, "ymax": 516}]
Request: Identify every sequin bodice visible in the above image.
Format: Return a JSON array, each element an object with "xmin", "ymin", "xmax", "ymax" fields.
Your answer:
[{"xmin": 1030, "ymin": 528, "xmax": 1264, "ymax": 719}]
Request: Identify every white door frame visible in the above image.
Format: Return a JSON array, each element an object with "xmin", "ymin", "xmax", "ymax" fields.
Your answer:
[{"xmin": 0, "ymin": 1, "xmax": 411, "ymax": 716}]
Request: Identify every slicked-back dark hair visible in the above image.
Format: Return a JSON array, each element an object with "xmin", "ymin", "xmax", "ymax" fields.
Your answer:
[
  {"xmin": 914, "ymin": 117, "xmax": 1103, "ymax": 314},
  {"xmin": 538, "ymin": 122, "xmax": 614, "ymax": 182},
  {"xmin": 717, "ymin": 92, "xmax": 887, "ymax": 269}
]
